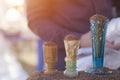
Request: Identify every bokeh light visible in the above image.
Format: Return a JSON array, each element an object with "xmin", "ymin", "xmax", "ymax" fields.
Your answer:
[{"xmin": 5, "ymin": 0, "xmax": 24, "ymax": 6}]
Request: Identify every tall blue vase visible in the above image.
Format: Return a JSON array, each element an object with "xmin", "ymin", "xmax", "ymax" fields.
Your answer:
[{"xmin": 86, "ymin": 14, "xmax": 109, "ymax": 75}]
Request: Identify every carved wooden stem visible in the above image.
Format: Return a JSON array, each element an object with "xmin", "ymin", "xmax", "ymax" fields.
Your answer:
[{"xmin": 43, "ymin": 42, "xmax": 57, "ymax": 74}]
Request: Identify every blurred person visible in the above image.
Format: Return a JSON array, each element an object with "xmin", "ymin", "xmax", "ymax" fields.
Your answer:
[
  {"xmin": 112, "ymin": 0, "xmax": 120, "ymax": 17},
  {"xmin": 25, "ymin": 0, "xmax": 119, "ymax": 71},
  {"xmin": 107, "ymin": 17, "xmax": 120, "ymax": 49}
]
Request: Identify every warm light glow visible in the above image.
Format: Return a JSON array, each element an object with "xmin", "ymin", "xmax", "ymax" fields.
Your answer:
[
  {"xmin": 5, "ymin": 8, "xmax": 21, "ymax": 22},
  {"xmin": 5, "ymin": 0, "xmax": 24, "ymax": 6}
]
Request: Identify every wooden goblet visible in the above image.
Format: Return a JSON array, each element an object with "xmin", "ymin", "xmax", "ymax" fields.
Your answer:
[{"xmin": 43, "ymin": 42, "xmax": 58, "ymax": 74}]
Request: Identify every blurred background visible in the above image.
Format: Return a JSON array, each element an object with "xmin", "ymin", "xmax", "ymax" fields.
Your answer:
[
  {"xmin": 0, "ymin": 0, "xmax": 120, "ymax": 80},
  {"xmin": 0, "ymin": 0, "xmax": 38, "ymax": 80}
]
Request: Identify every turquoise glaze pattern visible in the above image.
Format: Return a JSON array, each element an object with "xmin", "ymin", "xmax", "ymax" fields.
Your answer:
[
  {"xmin": 65, "ymin": 60, "xmax": 76, "ymax": 71},
  {"xmin": 90, "ymin": 19, "xmax": 108, "ymax": 68},
  {"xmin": 64, "ymin": 59, "xmax": 78, "ymax": 77}
]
